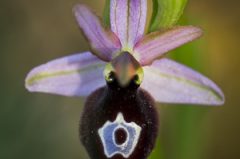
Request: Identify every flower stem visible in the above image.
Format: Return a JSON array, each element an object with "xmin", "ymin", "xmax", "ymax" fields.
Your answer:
[
  {"xmin": 148, "ymin": 0, "xmax": 188, "ymax": 32},
  {"xmin": 103, "ymin": 0, "xmax": 111, "ymax": 27}
]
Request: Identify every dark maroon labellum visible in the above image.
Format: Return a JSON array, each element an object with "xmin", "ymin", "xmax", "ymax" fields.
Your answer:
[{"xmin": 80, "ymin": 73, "xmax": 159, "ymax": 159}]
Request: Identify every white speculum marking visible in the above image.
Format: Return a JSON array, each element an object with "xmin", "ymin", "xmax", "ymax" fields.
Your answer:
[{"xmin": 98, "ymin": 113, "xmax": 142, "ymax": 158}]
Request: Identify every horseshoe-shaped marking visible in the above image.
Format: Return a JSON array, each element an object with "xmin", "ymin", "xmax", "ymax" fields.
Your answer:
[{"xmin": 98, "ymin": 113, "xmax": 142, "ymax": 158}]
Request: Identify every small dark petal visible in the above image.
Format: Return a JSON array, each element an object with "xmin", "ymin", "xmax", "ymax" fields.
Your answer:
[{"xmin": 80, "ymin": 82, "xmax": 159, "ymax": 159}]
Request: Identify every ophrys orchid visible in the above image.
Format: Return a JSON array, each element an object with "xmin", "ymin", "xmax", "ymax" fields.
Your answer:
[{"xmin": 25, "ymin": 0, "xmax": 224, "ymax": 159}]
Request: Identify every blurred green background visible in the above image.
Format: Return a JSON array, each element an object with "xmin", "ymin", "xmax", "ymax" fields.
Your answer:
[{"xmin": 0, "ymin": 0, "xmax": 239, "ymax": 159}]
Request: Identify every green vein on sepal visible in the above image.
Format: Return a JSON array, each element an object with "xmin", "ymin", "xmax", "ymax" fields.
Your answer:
[
  {"xmin": 26, "ymin": 64, "xmax": 103, "ymax": 86},
  {"xmin": 149, "ymin": 67, "xmax": 223, "ymax": 103}
]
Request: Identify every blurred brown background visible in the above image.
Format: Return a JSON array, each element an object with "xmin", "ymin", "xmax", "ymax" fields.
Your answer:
[{"xmin": 0, "ymin": 0, "xmax": 239, "ymax": 159}]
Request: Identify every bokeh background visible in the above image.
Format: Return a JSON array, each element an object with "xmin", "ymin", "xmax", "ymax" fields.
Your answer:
[{"xmin": 0, "ymin": 0, "xmax": 239, "ymax": 159}]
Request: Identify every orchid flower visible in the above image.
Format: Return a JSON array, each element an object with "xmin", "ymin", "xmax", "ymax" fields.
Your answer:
[{"xmin": 25, "ymin": 0, "xmax": 224, "ymax": 106}]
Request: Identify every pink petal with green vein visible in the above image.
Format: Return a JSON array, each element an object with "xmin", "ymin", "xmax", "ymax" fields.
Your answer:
[
  {"xmin": 134, "ymin": 26, "xmax": 203, "ymax": 66},
  {"xmin": 110, "ymin": 0, "xmax": 147, "ymax": 49},
  {"xmin": 74, "ymin": 5, "xmax": 121, "ymax": 61},
  {"xmin": 25, "ymin": 52, "xmax": 106, "ymax": 97},
  {"xmin": 141, "ymin": 58, "xmax": 225, "ymax": 105}
]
